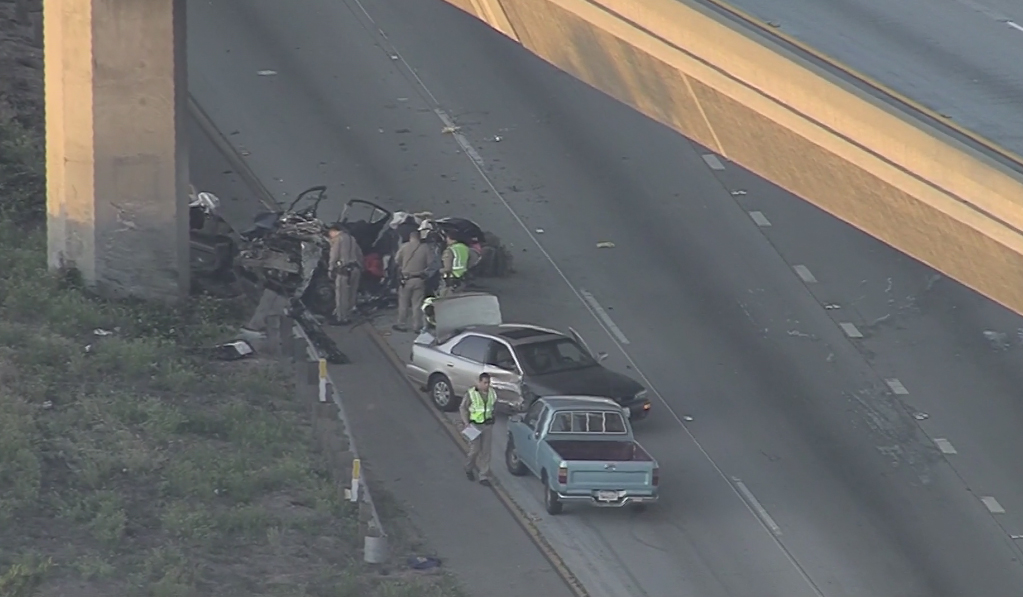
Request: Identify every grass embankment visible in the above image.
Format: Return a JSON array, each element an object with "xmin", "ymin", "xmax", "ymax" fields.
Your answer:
[{"xmin": 0, "ymin": 69, "xmax": 462, "ymax": 597}]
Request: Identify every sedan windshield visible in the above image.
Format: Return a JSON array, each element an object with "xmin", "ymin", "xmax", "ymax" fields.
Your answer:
[{"xmin": 517, "ymin": 338, "xmax": 598, "ymax": 375}]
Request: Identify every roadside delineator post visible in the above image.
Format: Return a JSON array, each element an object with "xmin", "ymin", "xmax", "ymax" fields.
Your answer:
[
  {"xmin": 350, "ymin": 458, "xmax": 361, "ymax": 503},
  {"xmin": 318, "ymin": 358, "xmax": 328, "ymax": 403}
]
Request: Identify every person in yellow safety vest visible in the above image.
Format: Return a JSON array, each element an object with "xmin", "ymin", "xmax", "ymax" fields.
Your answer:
[
  {"xmin": 459, "ymin": 372, "xmax": 497, "ymax": 486},
  {"xmin": 440, "ymin": 231, "xmax": 470, "ymax": 297}
]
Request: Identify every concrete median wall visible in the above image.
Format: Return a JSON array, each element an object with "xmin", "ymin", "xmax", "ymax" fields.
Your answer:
[{"xmin": 442, "ymin": 0, "xmax": 1023, "ymax": 315}]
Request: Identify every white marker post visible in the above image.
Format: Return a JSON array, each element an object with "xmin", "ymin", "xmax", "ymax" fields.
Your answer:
[
  {"xmin": 350, "ymin": 458, "xmax": 361, "ymax": 503},
  {"xmin": 318, "ymin": 358, "xmax": 327, "ymax": 403}
]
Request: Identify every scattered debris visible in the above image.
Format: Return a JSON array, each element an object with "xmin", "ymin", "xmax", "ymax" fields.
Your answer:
[
  {"xmin": 983, "ymin": 330, "xmax": 1011, "ymax": 350},
  {"xmin": 596, "ymin": 241, "xmax": 616, "ymax": 249},
  {"xmin": 389, "ymin": 54, "xmax": 399, "ymax": 60},
  {"xmin": 730, "ymin": 190, "xmax": 747, "ymax": 196},
  {"xmin": 535, "ymin": 228, "xmax": 544, "ymax": 234},
  {"xmin": 211, "ymin": 340, "xmax": 255, "ymax": 361},
  {"xmin": 406, "ymin": 556, "xmax": 442, "ymax": 571},
  {"xmin": 824, "ymin": 304, "xmax": 841, "ymax": 310},
  {"xmin": 441, "ymin": 125, "xmax": 461, "ymax": 134},
  {"xmin": 913, "ymin": 412, "xmax": 929, "ymax": 421},
  {"xmin": 494, "ymin": 135, "xmax": 502, "ymax": 142},
  {"xmin": 682, "ymin": 416, "xmax": 694, "ymax": 422},
  {"xmin": 93, "ymin": 328, "xmax": 114, "ymax": 337},
  {"xmin": 257, "ymin": 70, "xmax": 277, "ymax": 76}
]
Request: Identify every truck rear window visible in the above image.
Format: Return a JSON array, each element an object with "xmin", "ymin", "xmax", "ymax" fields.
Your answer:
[{"xmin": 549, "ymin": 411, "xmax": 627, "ymax": 434}]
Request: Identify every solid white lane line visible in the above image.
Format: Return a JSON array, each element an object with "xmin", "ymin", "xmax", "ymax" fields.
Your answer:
[
  {"xmin": 702, "ymin": 154, "xmax": 725, "ymax": 170},
  {"xmin": 1007, "ymin": 21, "xmax": 1023, "ymax": 33},
  {"xmin": 353, "ymin": 7, "xmax": 824, "ymax": 593},
  {"xmin": 934, "ymin": 438, "xmax": 957, "ymax": 454},
  {"xmin": 580, "ymin": 289, "xmax": 630, "ymax": 345},
  {"xmin": 733, "ymin": 477, "xmax": 782, "ymax": 536},
  {"xmin": 982, "ymin": 496, "xmax": 1006, "ymax": 514},
  {"xmin": 792, "ymin": 265, "xmax": 817, "ymax": 283},
  {"xmin": 749, "ymin": 211, "xmax": 771, "ymax": 227},
  {"xmin": 885, "ymin": 378, "xmax": 909, "ymax": 395},
  {"xmin": 839, "ymin": 322, "xmax": 863, "ymax": 338}
]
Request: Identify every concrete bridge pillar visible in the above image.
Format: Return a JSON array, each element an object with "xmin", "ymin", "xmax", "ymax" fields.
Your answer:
[{"xmin": 44, "ymin": 0, "xmax": 189, "ymax": 300}]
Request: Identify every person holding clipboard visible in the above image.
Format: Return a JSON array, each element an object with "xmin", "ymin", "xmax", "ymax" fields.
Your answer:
[{"xmin": 460, "ymin": 373, "xmax": 497, "ymax": 487}]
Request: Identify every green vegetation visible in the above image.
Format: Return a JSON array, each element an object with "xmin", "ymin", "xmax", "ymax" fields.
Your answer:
[{"xmin": 0, "ymin": 14, "xmax": 464, "ymax": 596}]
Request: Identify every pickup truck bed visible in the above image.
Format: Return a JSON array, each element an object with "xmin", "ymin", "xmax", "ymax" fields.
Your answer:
[{"xmin": 547, "ymin": 439, "xmax": 653, "ymax": 462}]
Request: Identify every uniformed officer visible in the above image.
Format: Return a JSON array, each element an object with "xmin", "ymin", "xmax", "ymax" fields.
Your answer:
[
  {"xmin": 327, "ymin": 223, "xmax": 363, "ymax": 324},
  {"xmin": 393, "ymin": 229, "xmax": 430, "ymax": 332}
]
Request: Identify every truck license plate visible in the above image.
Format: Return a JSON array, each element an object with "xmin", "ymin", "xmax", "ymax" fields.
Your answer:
[{"xmin": 597, "ymin": 490, "xmax": 618, "ymax": 501}]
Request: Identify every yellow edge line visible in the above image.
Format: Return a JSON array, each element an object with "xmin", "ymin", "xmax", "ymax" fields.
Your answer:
[
  {"xmin": 692, "ymin": 0, "xmax": 1023, "ymax": 167},
  {"xmin": 360, "ymin": 323, "xmax": 591, "ymax": 597},
  {"xmin": 186, "ymin": 93, "xmax": 280, "ymax": 212}
]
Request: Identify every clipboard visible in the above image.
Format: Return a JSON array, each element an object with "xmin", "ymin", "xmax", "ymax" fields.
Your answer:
[{"xmin": 461, "ymin": 425, "xmax": 482, "ymax": 442}]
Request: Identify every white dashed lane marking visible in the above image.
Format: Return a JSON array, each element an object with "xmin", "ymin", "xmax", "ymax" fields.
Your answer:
[
  {"xmin": 839, "ymin": 322, "xmax": 863, "ymax": 338},
  {"xmin": 579, "ymin": 289, "xmax": 630, "ymax": 345},
  {"xmin": 792, "ymin": 265, "xmax": 817, "ymax": 283},
  {"xmin": 885, "ymin": 378, "xmax": 908, "ymax": 395},
  {"xmin": 1008, "ymin": 21, "xmax": 1023, "ymax": 33},
  {"xmin": 982, "ymin": 496, "xmax": 1006, "ymax": 514},
  {"xmin": 934, "ymin": 438, "xmax": 957, "ymax": 454},
  {"xmin": 733, "ymin": 477, "xmax": 782, "ymax": 536},
  {"xmin": 702, "ymin": 154, "xmax": 725, "ymax": 170},
  {"xmin": 749, "ymin": 211, "xmax": 771, "ymax": 227}
]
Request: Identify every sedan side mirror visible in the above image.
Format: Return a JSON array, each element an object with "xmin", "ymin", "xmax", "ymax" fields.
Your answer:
[{"xmin": 533, "ymin": 430, "xmax": 541, "ymax": 440}]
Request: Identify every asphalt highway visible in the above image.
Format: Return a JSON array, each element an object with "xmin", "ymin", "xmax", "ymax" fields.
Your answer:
[
  {"xmin": 188, "ymin": 0, "xmax": 1023, "ymax": 595},
  {"xmin": 706, "ymin": 0, "xmax": 1023, "ymax": 157}
]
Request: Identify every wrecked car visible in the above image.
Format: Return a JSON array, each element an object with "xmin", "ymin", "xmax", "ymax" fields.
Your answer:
[
  {"xmin": 197, "ymin": 184, "xmax": 513, "ymax": 317},
  {"xmin": 188, "ymin": 187, "xmax": 247, "ymax": 295},
  {"xmin": 233, "ymin": 185, "xmax": 336, "ymax": 315}
]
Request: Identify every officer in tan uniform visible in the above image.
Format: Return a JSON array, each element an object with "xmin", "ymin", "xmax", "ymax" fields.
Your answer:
[
  {"xmin": 393, "ymin": 229, "xmax": 431, "ymax": 332},
  {"xmin": 327, "ymin": 223, "xmax": 363, "ymax": 325}
]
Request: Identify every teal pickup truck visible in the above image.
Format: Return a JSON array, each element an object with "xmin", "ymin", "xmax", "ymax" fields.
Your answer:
[{"xmin": 505, "ymin": 395, "xmax": 659, "ymax": 514}]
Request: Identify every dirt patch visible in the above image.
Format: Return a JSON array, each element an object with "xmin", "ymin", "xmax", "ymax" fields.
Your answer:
[{"xmin": 0, "ymin": 4, "xmax": 465, "ymax": 595}]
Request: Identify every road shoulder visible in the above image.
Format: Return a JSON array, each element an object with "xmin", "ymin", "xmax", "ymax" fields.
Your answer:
[{"xmin": 323, "ymin": 324, "xmax": 577, "ymax": 597}]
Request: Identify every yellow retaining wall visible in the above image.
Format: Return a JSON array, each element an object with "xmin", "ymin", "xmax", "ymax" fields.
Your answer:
[{"xmin": 443, "ymin": 0, "xmax": 1023, "ymax": 315}]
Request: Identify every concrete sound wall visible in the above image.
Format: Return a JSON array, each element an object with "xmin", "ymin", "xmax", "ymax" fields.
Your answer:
[{"xmin": 443, "ymin": 0, "xmax": 1023, "ymax": 316}]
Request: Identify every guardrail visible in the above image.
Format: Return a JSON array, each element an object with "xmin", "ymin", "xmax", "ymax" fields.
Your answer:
[{"xmin": 268, "ymin": 314, "xmax": 389, "ymax": 564}]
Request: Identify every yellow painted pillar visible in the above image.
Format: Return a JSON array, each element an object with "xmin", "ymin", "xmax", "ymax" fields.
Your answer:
[{"xmin": 44, "ymin": 0, "xmax": 189, "ymax": 300}]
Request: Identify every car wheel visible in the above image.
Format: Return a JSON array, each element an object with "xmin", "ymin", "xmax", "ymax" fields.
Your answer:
[
  {"xmin": 428, "ymin": 374, "xmax": 458, "ymax": 412},
  {"xmin": 505, "ymin": 438, "xmax": 527, "ymax": 476},
  {"xmin": 541, "ymin": 471, "xmax": 563, "ymax": 515}
]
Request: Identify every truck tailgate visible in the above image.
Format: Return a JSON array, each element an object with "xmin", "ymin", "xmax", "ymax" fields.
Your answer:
[{"xmin": 567, "ymin": 461, "xmax": 654, "ymax": 490}]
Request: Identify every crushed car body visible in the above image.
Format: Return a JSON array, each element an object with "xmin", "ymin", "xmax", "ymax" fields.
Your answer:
[{"xmin": 189, "ymin": 185, "xmax": 514, "ymax": 318}]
